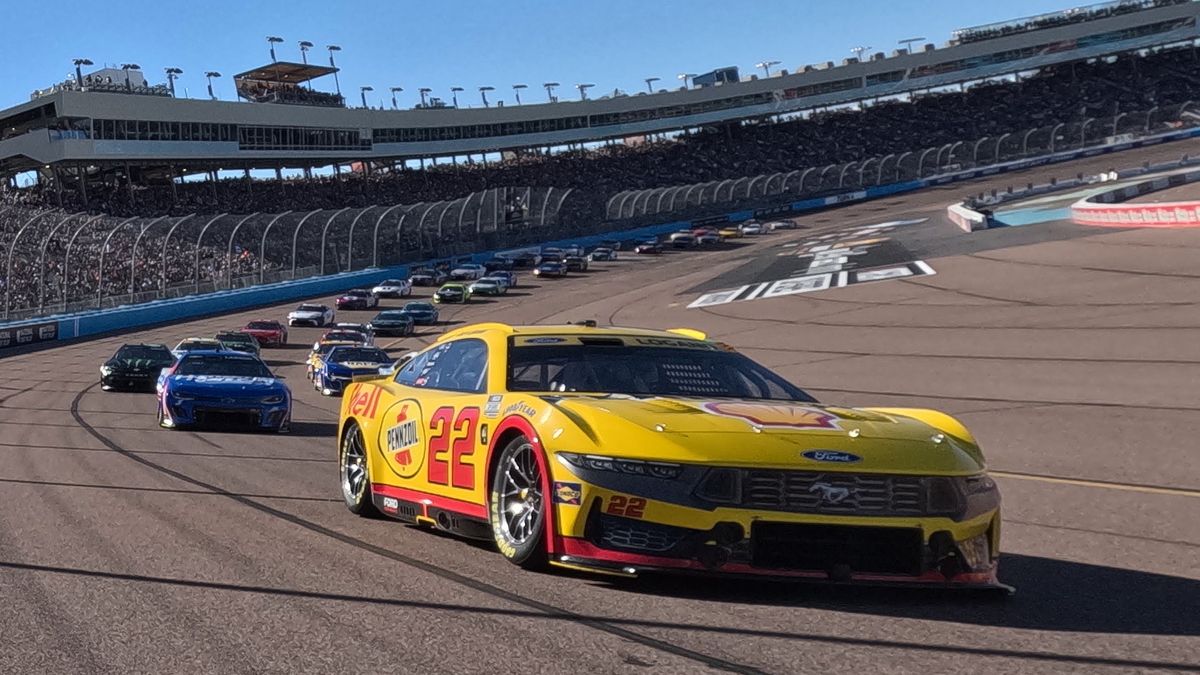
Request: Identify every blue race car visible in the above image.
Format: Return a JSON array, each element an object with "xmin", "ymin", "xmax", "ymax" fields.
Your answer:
[
  {"xmin": 156, "ymin": 351, "xmax": 291, "ymax": 432},
  {"xmin": 313, "ymin": 345, "xmax": 395, "ymax": 396}
]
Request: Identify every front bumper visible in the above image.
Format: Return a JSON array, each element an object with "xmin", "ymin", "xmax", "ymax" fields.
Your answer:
[
  {"xmin": 371, "ymin": 325, "xmax": 412, "ymax": 336},
  {"xmin": 246, "ymin": 333, "xmax": 284, "ymax": 346},
  {"xmin": 549, "ymin": 477, "xmax": 1004, "ymax": 588},
  {"xmin": 288, "ymin": 316, "xmax": 324, "ymax": 326},
  {"xmin": 101, "ymin": 372, "xmax": 158, "ymax": 390},
  {"xmin": 161, "ymin": 396, "xmax": 291, "ymax": 430}
]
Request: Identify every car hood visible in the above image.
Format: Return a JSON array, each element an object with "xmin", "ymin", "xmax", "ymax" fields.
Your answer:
[
  {"xmin": 540, "ymin": 395, "xmax": 984, "ymax": 474},
  {"xmin": 330, "ymin": 361, "xmax": 389, "ymax": 371},
  {"xmin": 167, "ymin": 375, "xmax": 285, "ymax": 395}
]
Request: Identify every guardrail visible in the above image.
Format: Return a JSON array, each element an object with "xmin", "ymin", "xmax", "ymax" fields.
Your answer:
[
  {"xmin": 1071, "ymin": 167, "xmax": 1200, "ymax": 227},
  {"xmin": 8, "ymin": 120, "xmax": 1200, "ymax": 354}
]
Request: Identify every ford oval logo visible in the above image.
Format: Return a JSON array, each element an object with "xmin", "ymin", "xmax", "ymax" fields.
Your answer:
[{"xmin": 803, "ymin": 450, "xmax": 862, "ymax": 463}]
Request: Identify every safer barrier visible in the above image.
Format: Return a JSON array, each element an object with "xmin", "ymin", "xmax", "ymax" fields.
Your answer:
[
  {"xmin": 1071, "ymin": 167, "xmax": 1200, "ymax": 227},
  {"xmin": 9, "ymin": 122, "xmax": 1200, "ymax": 353}
]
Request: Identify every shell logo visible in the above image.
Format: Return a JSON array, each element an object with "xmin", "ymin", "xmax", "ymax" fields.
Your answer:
[{"xmin": 701, "ymin": 402, "xmax": 839, "ymax": 430}]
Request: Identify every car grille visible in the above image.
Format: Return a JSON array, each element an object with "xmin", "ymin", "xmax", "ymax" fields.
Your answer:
[
  {"xmin": 751, "ymin": 522, "xmax": 923, "ymax": 574},
  {"xmin": 590, "ymin": 513, "xmax": 692, "ymax": 555},
  {"xmin": 737, "ymin": 470, "xmax": 926, "ymax": 516},
  {"xmin": 193, "ymin": 410, "xmax": 261, "ymax": 427}
]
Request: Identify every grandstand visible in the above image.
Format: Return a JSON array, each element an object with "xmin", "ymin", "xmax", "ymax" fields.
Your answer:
[{"xmin": 1, "ymin": 0, "xmax": 1200, "ymax": 321}]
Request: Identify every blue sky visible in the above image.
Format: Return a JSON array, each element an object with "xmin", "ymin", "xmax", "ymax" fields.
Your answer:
[{"xmin": 3, "ymin": 0, "xmax": 1077, "ymax": 109}]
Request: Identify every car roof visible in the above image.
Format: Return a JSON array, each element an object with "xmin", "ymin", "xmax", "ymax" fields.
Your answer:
[
  {"xmin": 178, "ymin": 349, "xmax": 254, "ymax": 359},
  {"xmin": 435, "ymin": 322, "xmax": 708, "ymax": 344}
]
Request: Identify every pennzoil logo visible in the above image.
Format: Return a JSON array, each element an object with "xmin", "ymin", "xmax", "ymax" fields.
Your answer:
[
  {"xmin": 701, "ymin": 402, "xmax": 839, "ymax": 430},
  {"xmin": 379, "ymin": 401, "xmax": 424, "ymax": 478}
]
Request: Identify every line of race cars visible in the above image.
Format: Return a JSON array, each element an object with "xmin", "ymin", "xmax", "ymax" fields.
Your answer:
[{"xmin": 94, "ymin": 219, "xmax": 1007, "ymax": 591}]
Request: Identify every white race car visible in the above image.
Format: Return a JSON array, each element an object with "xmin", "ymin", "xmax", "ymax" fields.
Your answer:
[
  {"xmin": 287, "ymin": 303, "xmax": 336, "ymax": 327},
  {"xmin": 371, "ymin": 278, "xmax": 413, "ymax": 298},
  {"xmin": 767, "ymin": 220, "xmax": 798, "ymax": 231},
  {"xmin": 740, "ymin": 221, "xmax": 764, "ymax": 235},
  {"xmin": 450, "ymin": 263, "xmax": 487, "ymax": 281}
]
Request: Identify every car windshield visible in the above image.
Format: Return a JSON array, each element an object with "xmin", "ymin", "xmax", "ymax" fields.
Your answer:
[
  {"xmin": 217, "ymin": 334, "xmax": 253, "ymax": 343},
  {"xmin": 113, "ymin": 346, "xmax": 173, "ymax": 366},
  {"xmin": 297, "ymin": 305, "xmax": 324, "ymax": 312},
  {"xmin": 323, "ymin": 331, "xmax": 363, "ymax": 342},
  {"xmin": 177, "ymin": 341, "xmax": 217, "ymax": 351},
  {"xmin": 381, "ymin": 280, "xmax": 404, "ymax": 285},
  {"xmin": 176, "ymin": 355, "xmax": 272, "ymax": 378},
  {"xmin": 376, "ymin": 311, "xmax": 410, "ymax": 320},
  {"xmin": 404, "ymin": 303, "xmax": 433, "ymax": 312},
  {"xmin": 346, "ymin": 290, "xmax": 369, "ymax": 297},
  {"xmin": 330, "ymin": 347, "xmax": 390, "ymax": 363},
  {"xmin": 507, "ymin": 338, "xmax": 816, "ymax": 401},
  {"xmin": 245, "ymin": 321, "xmax": 279, "ymax": 330}
]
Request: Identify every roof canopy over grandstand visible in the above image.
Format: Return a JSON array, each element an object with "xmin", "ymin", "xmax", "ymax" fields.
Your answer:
[
  {"xmin": 232, "ymin": 62, "xmax": 338, "ymax": 85},
  {"xmin": 233, "ymin": 61, "xmax": 343, "ymax": 107}
]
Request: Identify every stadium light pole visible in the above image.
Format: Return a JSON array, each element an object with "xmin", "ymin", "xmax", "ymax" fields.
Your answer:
[
  {"xmin": 677, "ymin": 72, "xmax": 697, "ymax": 89},
  {"xmin": 479, "ymin": 85, "xmax": 495, "ymax": 107},
  {"xmin": 72, "ymin": 58, "xmax": 93, "ymax": 90},
  {"xmin": 449, "ymin": 86, "xmax": 463, "ymax": 108},
  {"xmin": 543, "ymin": 82, "xmax": 559, "ymax": 101},
  {"xmin": 418, "ymin": 87, "xmax": 432, "ymax": 107},
  {"xmin": 205, "ymin": 71, "xmax": 221, "ymax": 100},
  {"xmin": 512, "ymin": 83, "xmax": 527, "ymax": 104},
  {"xmin": 164, "ymin": 67, "xmax": 183, "ymax": 97},
  {"xmin": 576, "ymin": 83, "xmax": 594, "ymax": 100},
  {"xmin": 849, "ymin": 46, "xmax": 871, "ymax": 62},
  {"xmin": 360, "ymin": 85, "xmax": 374, "ymax": 108},
  {"xmin": 267, "ymin": 36, "xmax": 284, "ymax": 62},
  {"xmin": 120, "ymin": 63, "xmax": 141, "ymax": 92},
  {"xmin": 327, "ymin": 45, "xmax": 342, "ymax": 95},
  {"xmin": 644, "ymin": 76, "xmax": 660, "ymax": 93},
  {"xmin": 899, "ymin": 37, "xmax": 926, "ymax": 53},
  {"xmin": 390, "ymin": 86, "xmax": 403, "ymax": 109},
  {"xmin": 755, "ymin": 60, "xmax": 781, "ymax": 77},
  {"xmin": 299, "ymin": 40, "xmax": 313, "ymax": 64}
]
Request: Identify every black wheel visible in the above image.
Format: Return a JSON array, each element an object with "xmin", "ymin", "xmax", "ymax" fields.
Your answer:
[
  {"xmin": 340, "ymin": 421, "xmax": 379, "ymax": 516},
  {"xmin": 489, "ymin": 435, "xmax": 548, "ymax": 569}
]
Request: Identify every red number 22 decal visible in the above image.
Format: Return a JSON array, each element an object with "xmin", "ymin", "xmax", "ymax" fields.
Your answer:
[
  {"xmin": 606, "ymin": 495, "xmax": 646, "ymax": 518},
  {"xmin": 427, "ymin": 406, "xmax": 480, "ymax": 489}
]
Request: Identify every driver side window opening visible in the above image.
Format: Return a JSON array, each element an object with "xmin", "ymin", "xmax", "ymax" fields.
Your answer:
[{"xmin": 396, "ymin": 339, "xmax": 489, "ymax": 393}]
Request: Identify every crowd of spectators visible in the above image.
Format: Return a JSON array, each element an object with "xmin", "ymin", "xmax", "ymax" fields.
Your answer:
[
  {"xmin": 2, "ymin": 46, "xmax": 1200, "ymax": 315},
  {"xmin": 952, "ymin": 0, "xmax": 1191, "ymax": 44}
]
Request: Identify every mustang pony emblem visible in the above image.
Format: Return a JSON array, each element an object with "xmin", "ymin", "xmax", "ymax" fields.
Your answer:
[{"xmin": 809, "ymin": 482, "xmax": 852, "ymax": 504}]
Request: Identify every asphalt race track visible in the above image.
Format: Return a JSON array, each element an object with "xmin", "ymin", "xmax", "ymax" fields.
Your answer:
[{"xmin": 1, "ymin": 141, "xmax": 1198, "ymax": 674}]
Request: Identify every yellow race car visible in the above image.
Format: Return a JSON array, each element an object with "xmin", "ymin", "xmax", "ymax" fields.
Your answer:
[{"xmin": 337, "ymin": 322, "xmax": 1004, "ymax": 589}]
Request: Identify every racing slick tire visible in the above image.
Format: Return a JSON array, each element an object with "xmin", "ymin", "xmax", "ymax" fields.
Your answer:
[
  {"xmin": 339, "ymin": 421, "xmax": 379, "ymax": 517},
  {"xmin": 489, "ymin": 434, "xmax": 548, "ymax": 570}
]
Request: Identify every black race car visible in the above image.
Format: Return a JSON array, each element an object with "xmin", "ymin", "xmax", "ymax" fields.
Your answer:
[
  {"xmin": 100, "ymin": 343, "xmax": 176, "ymax": 391},
  {"xmin": 634, "ymin": 240, "xmax": 664, "ymax": 254},
  {"xmin": 409, "ymin": 268, "xmax": 448, "ymax": 286},
  {"xmin": 564, "ymin": 255, "xmax": 589, "ymax": 272},
  {"xmin": 533, "ymin": 261, "xmax": 568, "ymax": 278},
  {"xmin": 214, "ymin": 331, "xmax": 261, "ymax": 356},
  {"xmin": 367, "ymin": 310, "xmax": 416, "ymax": 337},
  {"xmin": 399, "ymin": 301, "xmax": 440, "ymax": 325},
  {"xmin": 483, "ymin": 257, "xmax": 516, "ymax": 273}
]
